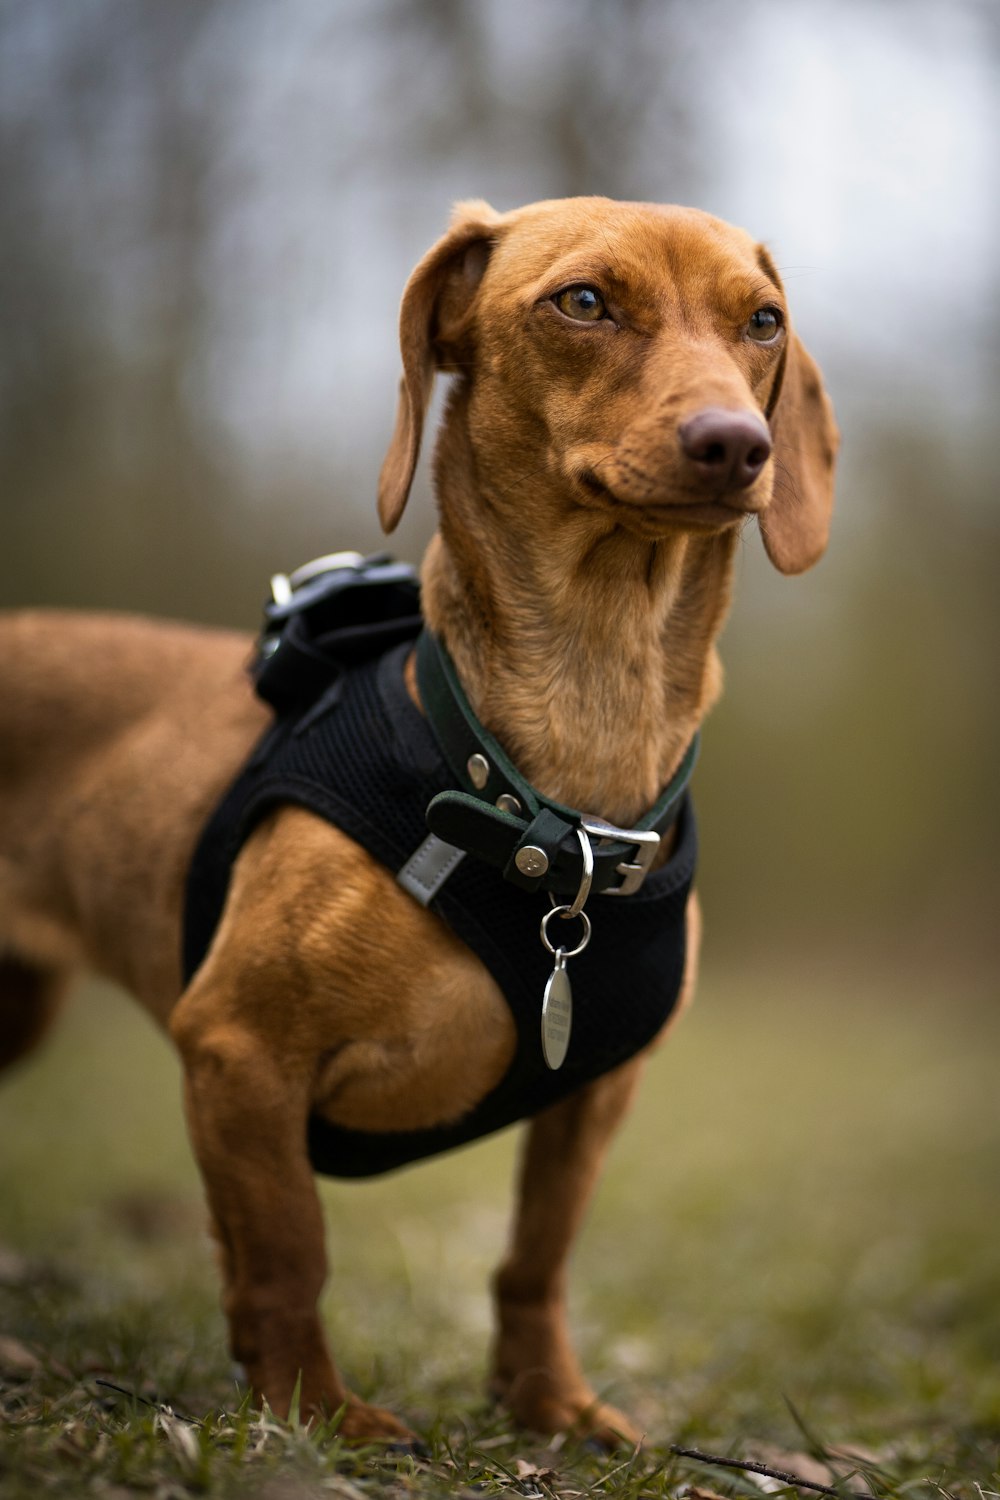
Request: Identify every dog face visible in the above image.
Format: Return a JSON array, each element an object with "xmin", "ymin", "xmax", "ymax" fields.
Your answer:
[{"xmin": 380, "ymin": 197, "xmax": 838, "ymax": 575}]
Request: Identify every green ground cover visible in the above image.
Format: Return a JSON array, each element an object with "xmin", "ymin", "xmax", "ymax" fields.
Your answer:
[{"xmin": 1, "ymin": 965, "xmax": 997, "ymax": 1497}]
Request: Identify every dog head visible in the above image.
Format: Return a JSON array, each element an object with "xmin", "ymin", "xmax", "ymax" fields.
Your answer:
[{"xmin": 379, "ymin": 197, "xmax": 838, "ymax": 575}]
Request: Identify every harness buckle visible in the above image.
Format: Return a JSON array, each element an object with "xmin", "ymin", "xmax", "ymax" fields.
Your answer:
[
  {"xmin": 580, "ymin": 816, "xmax": 661, "ymax": 897},
  {"xmin": 269, "ymin": 551, "xmax": 368, "ymax": 607},
  {"xmin": 254, "ymin": 551, "xmax": 421, "ymax": 715}
]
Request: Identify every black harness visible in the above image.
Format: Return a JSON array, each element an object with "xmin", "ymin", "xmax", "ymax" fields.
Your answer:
[{"xmin": 184, "ymin": 555, "xmax": 698, "ymax": 1178}]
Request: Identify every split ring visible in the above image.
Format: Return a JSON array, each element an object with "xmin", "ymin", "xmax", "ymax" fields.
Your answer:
[{"xmin": 540, "ymin": 905, "xmax": 592, "ymax": 959}]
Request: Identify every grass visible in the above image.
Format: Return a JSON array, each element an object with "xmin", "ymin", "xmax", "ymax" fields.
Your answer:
[{"xmin": 1, "ymin": 960, "xmax": 998, "ymax": 1497}]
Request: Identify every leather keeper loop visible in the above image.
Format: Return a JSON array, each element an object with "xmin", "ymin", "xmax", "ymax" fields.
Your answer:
[{"xmin": 504, "ymin": 808, "xmax": 578, "ymax": 891}]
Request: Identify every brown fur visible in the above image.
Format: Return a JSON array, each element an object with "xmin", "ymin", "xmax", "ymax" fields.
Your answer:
[{"xmin": 0, "ymin": 197, "xmax": 837, "ymax": 1446}]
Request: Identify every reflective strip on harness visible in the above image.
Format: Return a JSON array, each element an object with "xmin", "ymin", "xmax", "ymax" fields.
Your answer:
[{"xmin": 397, "ymin": 834, "xmax": 466, "ymax": 906}]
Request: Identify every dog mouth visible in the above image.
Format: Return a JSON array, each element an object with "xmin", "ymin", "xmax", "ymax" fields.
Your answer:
[{"xmin": 578, "ymin": 469, "xmax": 757, "ymax": 528}]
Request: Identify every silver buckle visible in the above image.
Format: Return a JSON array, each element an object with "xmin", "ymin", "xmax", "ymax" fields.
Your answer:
[
  {"xmin": 270, "ymin": 551, "xmax": 367, "ymax": 605},
  {"xmin": 580, "ymin": 815, "xmax": 661, "ymax": 897}
]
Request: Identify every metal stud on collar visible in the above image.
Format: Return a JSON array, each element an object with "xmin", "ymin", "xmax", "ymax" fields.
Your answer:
[
  {"xmin": 467, "ymin": 753, "xmax": 490, "ymax": 790},
  {"xmin": 515, "ymin": 844, "xmax": 549, "ymax": 878}
]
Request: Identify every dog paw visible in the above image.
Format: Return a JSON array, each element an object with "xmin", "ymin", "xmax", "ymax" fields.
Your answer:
[
  {"xmin": 493, "ymin": 1381, "xmax": 641, "ymax": 1450},
  {"xmin": 333, "ymin": 1396, "xmax": 420, "ymax": 1447},
  {"xmin": 574, "ymin": 1399, "xmax": 643, "ymax": 1451}
]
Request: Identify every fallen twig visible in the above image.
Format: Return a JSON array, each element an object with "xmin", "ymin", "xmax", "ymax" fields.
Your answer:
[
  {"xmin": 94, "ymin": 1377, "xmax": 203, "ymax": 1427},
  {"xmin": 670, "ymin": 1444, "xmax": 874, "ymax": 1499}
]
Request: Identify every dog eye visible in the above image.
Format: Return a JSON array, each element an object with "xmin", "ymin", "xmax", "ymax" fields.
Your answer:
[
  {"xmin": 746, "ymin": 306, "xmax": 784, "ymax": 343},
  {"xmin": 554, "ymin": 286, "xmax": 607, "ymax": 322}
]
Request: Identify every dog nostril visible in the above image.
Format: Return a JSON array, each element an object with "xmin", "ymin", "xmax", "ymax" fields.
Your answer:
[
  {"xmin": 746, "ymin": 444, "xmax": 768, "ymax": 470},
  {"xmin": 679, "ymin": 407, "xmax": 772, "ymax": 491},
  {"xmin": 697, "ymin": 441, "xmax": 727, "ymax": 467}
]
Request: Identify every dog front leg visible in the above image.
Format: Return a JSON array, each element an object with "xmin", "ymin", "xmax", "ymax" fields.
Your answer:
[
  {"xmin": 172, "ymin": 1007, "xmax": 415, "ymax": 1443},
  {"xmin": 491, "ymin": 1057, "xmax": 646, "ymax": 1447}
]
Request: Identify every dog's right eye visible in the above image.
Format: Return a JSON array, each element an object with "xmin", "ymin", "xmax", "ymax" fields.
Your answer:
[{"xmin": 553, "ymin": 286, "xmax": 607, "ymax": 323}]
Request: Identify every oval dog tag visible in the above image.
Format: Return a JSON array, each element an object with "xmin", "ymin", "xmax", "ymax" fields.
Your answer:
[{"xmin": 541, "ymin": 950, "xmax": 573, "ymax": 1070}]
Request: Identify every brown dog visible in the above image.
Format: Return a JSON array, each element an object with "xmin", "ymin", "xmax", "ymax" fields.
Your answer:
[{"xmin": 0, "ymin": 197, "xmax": 837, "ymax": 1446}]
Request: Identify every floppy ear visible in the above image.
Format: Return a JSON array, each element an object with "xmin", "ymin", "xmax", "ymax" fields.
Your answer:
[
  {"xmin": 759, "ymin": 329, "xmax": 840, "ymax": 574},
  {"xmin": 377, "ymin": 200, "xmax": 502, "ymax": 533}
]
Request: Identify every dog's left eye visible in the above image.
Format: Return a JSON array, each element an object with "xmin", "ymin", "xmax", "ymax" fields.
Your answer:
[
  {"xmin": 746, "ymin": 306, "xmax": 784, "ymax": 343},
  {"xmin": 554, "ymin": 286, "xmax": 607, "ymax": 322}
]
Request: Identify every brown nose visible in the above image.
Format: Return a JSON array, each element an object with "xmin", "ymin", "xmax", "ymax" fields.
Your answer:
[{"xmin": 678, "ymin": 407, "xmax": 772, "ymax": 491}]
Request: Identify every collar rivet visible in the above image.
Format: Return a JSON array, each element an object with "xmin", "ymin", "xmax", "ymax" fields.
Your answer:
[
  {"xmin": 496, "ymin": 792, "xmax": 522, "ymax": 815},
  {"xmin": 515, "ymin": 845, "xmax": 550, "ymax": 878},
  {"xmin": 467, "ymin": 753, "xmax": 490, "ymax": 790}
]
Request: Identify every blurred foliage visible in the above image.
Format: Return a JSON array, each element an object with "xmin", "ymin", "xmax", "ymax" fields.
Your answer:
[{"xmin": 0, "ymin": 0, "xmax": 996, "ymax": 972}]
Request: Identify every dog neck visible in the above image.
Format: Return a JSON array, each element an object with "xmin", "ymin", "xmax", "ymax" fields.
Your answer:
[{"xmin": 419, "ymin": 403, "xmax": 737, "ymax": 829}]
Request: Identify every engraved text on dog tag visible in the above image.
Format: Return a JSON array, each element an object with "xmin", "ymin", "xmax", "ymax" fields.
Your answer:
[{"xmin": 541, "ymin": 949, "xmax": 572, "ymax": 1070}]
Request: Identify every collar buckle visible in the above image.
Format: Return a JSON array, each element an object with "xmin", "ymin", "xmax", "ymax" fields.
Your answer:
[{"xmin": 580, "ymin": 816, "xmax": 661, "ymax": 896}]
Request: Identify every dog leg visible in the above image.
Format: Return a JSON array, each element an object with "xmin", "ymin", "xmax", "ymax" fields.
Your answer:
[
  {"xmin": 0, "ymin": 957, "xmax": 70, "ymax": 1073},
  {"xmin": 172, "ymin": 1001, "xmax": 416, "ymax": 1443},
  {"xmin": 491, "ymin": 1057, "xmax": 646, "ymax": 1447}
]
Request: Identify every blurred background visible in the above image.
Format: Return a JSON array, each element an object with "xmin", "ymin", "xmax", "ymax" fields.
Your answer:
[
  {"xmin": 1, "ymin": 0, "xmax": 996, "ymax": 977},
  {"xmin": 2, "ymin": 3, "xmax": 1000, "ymax": 1472}
]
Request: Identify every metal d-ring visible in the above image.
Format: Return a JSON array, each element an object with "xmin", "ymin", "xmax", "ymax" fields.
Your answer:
[
  {"xmin": 540, "ymin": 904, "xmax": 592, "ymax": 959},
  {"xmin": 563, "ymin": 825, "xmax": 594, "ymax": 919}
]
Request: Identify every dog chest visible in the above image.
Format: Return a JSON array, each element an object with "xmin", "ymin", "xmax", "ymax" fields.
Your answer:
[{"xmin": 185, "ymin": 643, "xmax": 697, "ymax": 1178}]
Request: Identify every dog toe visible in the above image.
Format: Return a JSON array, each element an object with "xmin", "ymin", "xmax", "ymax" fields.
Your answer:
[{"xmin": 330, "ymin": 1396, "xmax": 419, "ymax": 1446}]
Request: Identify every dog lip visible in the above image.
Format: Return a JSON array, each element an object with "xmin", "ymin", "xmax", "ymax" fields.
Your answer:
[
  {"xmin": 579, "ymin": 470, "xmax": 613, "ymax": 500},
  {"xmin": 578, "ymin": 471, "xmax": 757, "ymax": 526},
  {"xmin": 641, "ymin": 499, "xmax": 758, "ymax": 525}
]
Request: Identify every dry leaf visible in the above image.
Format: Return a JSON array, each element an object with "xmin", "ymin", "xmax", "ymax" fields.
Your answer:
[
  {"xmin": 156, "ymin": 1409, "xmax": 201, "ymax": 1467},
  {"xmin": 515, "ymin": 1457, "xmax": 558, "ymax": 1482},
  {"xmin": 0, "ymin": 1333, "xmax": 42, "ymax": 1375},
  {"xmin": 750, "ymin": 1443, "xmax": 879, "ymax": 1495}
]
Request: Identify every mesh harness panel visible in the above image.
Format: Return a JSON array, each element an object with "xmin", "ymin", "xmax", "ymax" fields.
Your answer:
[{"xmin": 184, "ymin": 642, "xmax": 697, "ymax": 1178}]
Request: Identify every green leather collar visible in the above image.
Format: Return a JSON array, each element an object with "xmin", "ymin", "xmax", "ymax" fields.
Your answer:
[{"xmin": 416, "ymin": 629, "xmax": 698, "ymax": 899}]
